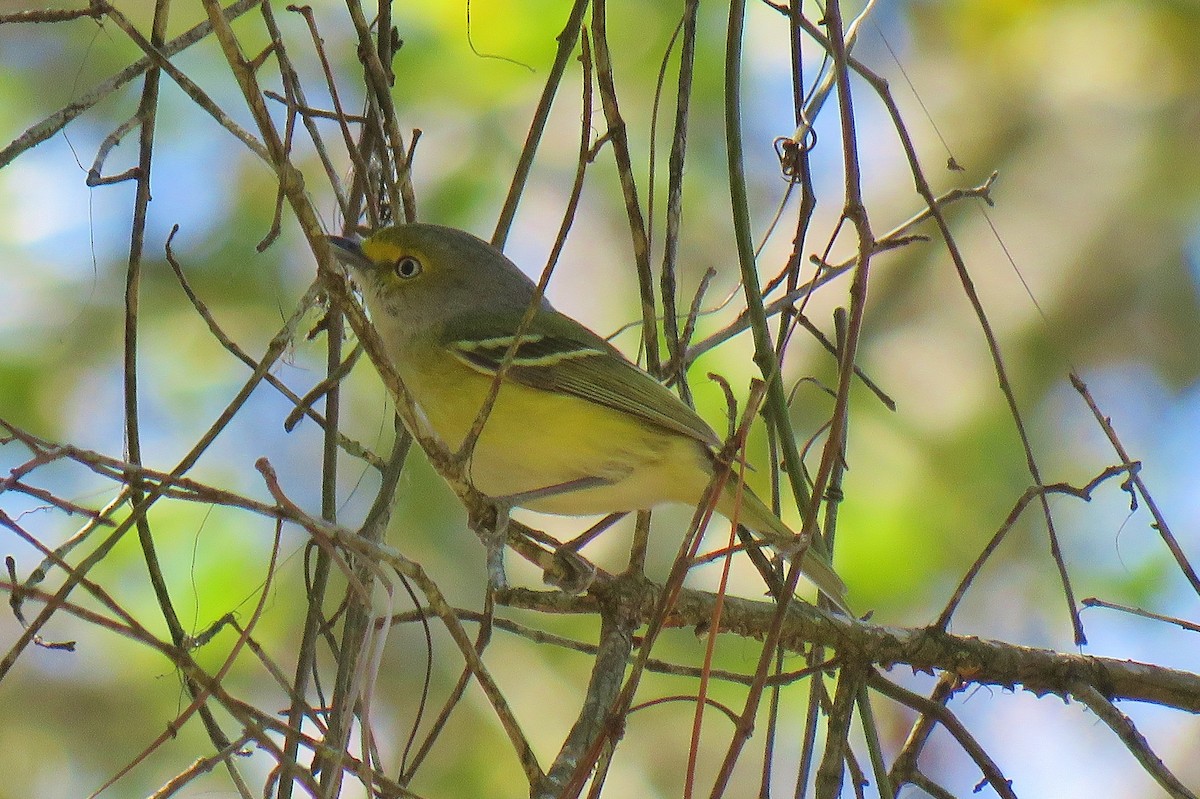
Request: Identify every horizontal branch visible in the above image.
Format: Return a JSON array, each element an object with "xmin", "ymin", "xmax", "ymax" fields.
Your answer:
[{"xmin": 500, "ymin": 579, "xmax": 1200, "ymax": 714}]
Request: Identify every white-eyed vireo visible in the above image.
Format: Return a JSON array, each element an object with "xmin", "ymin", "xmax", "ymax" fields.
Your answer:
[{"xmin": 329, "ymin": 224, "xmax": 848, "ymax": 611}]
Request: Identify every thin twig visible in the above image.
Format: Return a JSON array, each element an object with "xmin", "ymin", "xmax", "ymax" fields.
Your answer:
[
  {"xmin": 1073, "ymin": 682, "xmax": 1197, "ymax": 799},
  {"xmin": 656, "ymin": 6, "xmax": 694, "ymax": 401},
  {"xmin": 97, "ymin": 2, "xmax": 273, "ymax": 163},
  {"xmin": 806, "ymin": 9, "xmax": 1084, "ymax": 643},
  {"xmin": 255, "ymin": 458, "xmax": 547, "ymax": 788},
  {"xmin": 935, "ymin": 464, "xmax": 1136, "ymax": 630},
  {"xmin": 814, "ymin": 663, "xmax": 862, "ymax": 799},
  {"xmin": 887, "ymin": 672, "xmax": 960, "ymax": 795},
  {"xmin": 0, "ymin": 278, "xmax": 321, "ymax": 677},
  {"xmin": 266, "ymin": 4, "xmax": 350, "ymax": 218},
  {"xmin": 1071, "ymin": 372, "xmax": 1200, "ymax": 596},
  {"xmin": 0, "ymin": 0, "xmax": 263, "ymax": 169},
  {"xmin": 148, "ymin": 734, "xmax": 254, "ymax": 799},
  {"xmin": 1082, "ymin": 597, "xmax": 1200, "ymax": 635},
  {"xmin": 85, "ymin": 114, "xmax": 141, "ymax": 185},
  {"xmin": 685, "ymin": 173, "xmax": 997, "ymax": 363},
  {"xmin": 341, "ymin": 0, "xmax": 416, "ymax": 221},
  {"xmin": 162, "ymin": 229, "xmax": 385, "ymax": 469},
  {"xmin": 0, "ymin": 3, "xmax": 105, "ymax": 23},
  {"xmin": 591, "ymin": 0, "xmax": 659, "ymax": 376},
  {"xmin": 492, "ymin": 0, "xmax": 590, "ymax": 248},
  {"xmin": 86, "ymin": 519, "xmax": 283, "ymax": 799}
]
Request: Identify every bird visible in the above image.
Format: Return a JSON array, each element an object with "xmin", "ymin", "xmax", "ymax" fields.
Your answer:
[{"xmin": 328, "ymin": 223, "xmax": 848, "ymax": 612}]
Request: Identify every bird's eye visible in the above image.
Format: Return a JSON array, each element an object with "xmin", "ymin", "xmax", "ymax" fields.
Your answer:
[{"xmin": 393, "ymin": 256, "xmax": 422, "ymax": 280}]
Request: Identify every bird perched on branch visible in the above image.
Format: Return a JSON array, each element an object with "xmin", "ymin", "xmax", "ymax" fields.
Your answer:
[{"xmin": 329, "ymin": 223, "xmax": 848, "ymax": 612}]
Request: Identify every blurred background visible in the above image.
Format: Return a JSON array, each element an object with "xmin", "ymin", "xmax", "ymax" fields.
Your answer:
[{"xmin": 2, "ymin": 0, "xmax": 1199, "ymax": 796}]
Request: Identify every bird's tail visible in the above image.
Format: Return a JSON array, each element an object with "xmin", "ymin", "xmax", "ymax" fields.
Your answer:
[{"xmin": 718, "ymin": 482, "xmax": 851, "ymax": 615}]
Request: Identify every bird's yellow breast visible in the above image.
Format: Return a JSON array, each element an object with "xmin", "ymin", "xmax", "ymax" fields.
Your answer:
[{"xmin": 396, "ymin": 345, "xmax": 714, "ymax": 515}]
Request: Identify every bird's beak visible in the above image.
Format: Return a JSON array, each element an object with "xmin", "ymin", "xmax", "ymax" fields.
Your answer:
[{"xmin": 326, "ymin": 235, "xmax": 373, "ymax": 275}]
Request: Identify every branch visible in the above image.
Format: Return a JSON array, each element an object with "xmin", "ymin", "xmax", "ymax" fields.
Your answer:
[
  {"xmin": 0, "ymin": 0, "xmax": 263, "ymax": 169},
  {"xmin": 1073, "ymin": 682, "xmax": 1197, "ymax": 799},
  {"xmin": 501, "ymin": 582, "xmax": 1200, "ymax": 714},
  {"xmin": 255, "ymin": 459, "xmax": 547, "ymax": 789},
  {"xmin": 491, "ymin": 0, "xmax": 590, "ymax": 247},
  {"xmin": 537, "ymin": 611, "xmax": 635, "ymax": 799}
]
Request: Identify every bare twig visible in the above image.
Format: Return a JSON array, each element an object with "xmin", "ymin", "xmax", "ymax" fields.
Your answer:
[
  {"xmin": 492, "ymin": 0, "xmax": 590, "ymax": 247},
  {"xmin": 657, "ymin": 1, "xmax": 697, "ymax": 402},
  {"xmin": 592, "ymin": 0, "xmax": 659, "ymax": 376},
  {"xmin": 255, "ymin": 458, "xmax": 546, "ymax": 788},
  {"xmin": 795, "ymin": 8, "xmax": 1084, "ymax": 643},
  {"xmin": 0, "ymin": 3, "xmax": 104, "ymax": 23},
  {"xmin": 537, "ymin": 611, "xmax": 635, "ymax": 799},
  {"xmin": 685, "ymin": 173, "xmax": 998, "ymax": 363},
  {"xmin": 1071, "ymin": 372, "xmax": 1200, "ymax": 596},
  {"xmin": 163, "ymin": 228, "xmax": 384, "ymax": 469},
  {"xmin": 936, "ymin": 465, "xmax": 1136, "ymax": 630},
  {"xmin": 1082, "ymin": 597, "xmax": 1200, "ymax": 635},
  {"xmin": 814, "ymin": 664, "xmax": 862, "ymax": 799},
  {"xmin": 1073, "ymin": 682, "xmax": 1197, "ymax": 799},
  {"xmin": 0, "ymin": 0, "xmax": 264, "ymax": 169},
  {"xmin": 886, "ymin": 673, "xmax": 964, "ymax": 795},
  {"xmin": 99, "ymin": 2, "xmax": 272, "ymax": 163}
]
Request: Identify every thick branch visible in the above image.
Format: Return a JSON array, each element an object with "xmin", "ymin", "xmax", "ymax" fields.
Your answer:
[{"xmin": 501, "ymin": 582, "xmax": 1200, "ymax": 714}]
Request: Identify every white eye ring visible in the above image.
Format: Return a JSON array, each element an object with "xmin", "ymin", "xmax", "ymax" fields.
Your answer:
[{"xmin": 393, "ymin": 256, "xmax": 422, "ymax": 279}]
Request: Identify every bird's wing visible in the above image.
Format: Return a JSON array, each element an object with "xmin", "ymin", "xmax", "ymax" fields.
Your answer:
[{"xmin": 441, "ymin": 307, "xmax": 722, "ymax": 449}]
